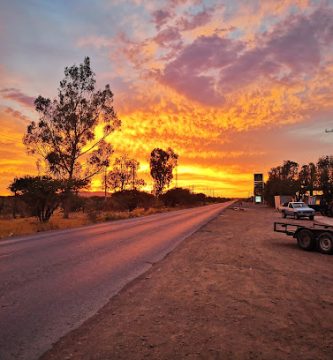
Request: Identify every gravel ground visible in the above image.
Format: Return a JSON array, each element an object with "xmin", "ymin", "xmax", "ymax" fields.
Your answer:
[{"xmin": 41, "ymin": 204, "xmax": 333, "ymax": 360}]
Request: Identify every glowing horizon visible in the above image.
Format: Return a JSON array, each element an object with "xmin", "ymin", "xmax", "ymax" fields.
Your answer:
[{"xmin": 1, "ymin": 1, "xmax": 333, "ymax": 197}]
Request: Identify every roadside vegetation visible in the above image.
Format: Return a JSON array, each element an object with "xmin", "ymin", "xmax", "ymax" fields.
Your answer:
[
  {"xmin": 0, "ymin": 191, "xmax": 228, "ymax": 239},
  {"xmin": 264, "ymin": 157, "xmax": 333, "ymax": 208}
]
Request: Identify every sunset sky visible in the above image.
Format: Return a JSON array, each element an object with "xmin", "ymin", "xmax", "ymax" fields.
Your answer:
[{"xmin": 1, "ymin": 0, "xmax": 333, "ymax": 197}]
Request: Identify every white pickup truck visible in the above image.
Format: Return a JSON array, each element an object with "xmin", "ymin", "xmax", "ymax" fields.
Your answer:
[{"xmin": 279, "ymin": 202, "xmax": 315, "ymax": 220}]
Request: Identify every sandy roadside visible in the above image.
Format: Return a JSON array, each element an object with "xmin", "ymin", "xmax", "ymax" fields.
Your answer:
[{"xmin": 41, "ymin": 204, "xmax": 333, "ymax": 360}]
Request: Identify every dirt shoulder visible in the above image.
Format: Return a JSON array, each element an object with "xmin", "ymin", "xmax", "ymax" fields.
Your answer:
[{"xmin": 41, "ymin": 204, "xmax": 333, "ymax": 360}]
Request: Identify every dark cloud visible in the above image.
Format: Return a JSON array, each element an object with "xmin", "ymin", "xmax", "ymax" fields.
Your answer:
[
  {"xmin": 4, "ymin": 106, "xmax": 30, "ymax": 123},
  {"xmin": 151, "ymin": 9, "xmax": 173, "ymax": 30},
  {"xmin": 160, "ymin": 35, "xmax": 244, "ymax": 105},
  {"xmin": 154, "ymin": 27, "xmax": 182, "ymax": 47},
  {"xmin": 177, "ymin": 7, "xmax": 213, "ymax": 31},
  {"xmin": 0, "ymin": 88, "xmax": 35, "ymax": 108},
  {"xmin": 151, "ymin": 1, "xmax": 207, "ymax": 30},
  {"xmin": 219, "ymin": 7, "xmax": 333, "ymax": 90},
  {"xmin": 160, "ymin": 7, "xmax": 333, "ymax": 106}
]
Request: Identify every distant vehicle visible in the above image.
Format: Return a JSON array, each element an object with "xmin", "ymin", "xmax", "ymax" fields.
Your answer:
[
  {"xmin": 274, "ymin": 222, "xmax": 333, "ymax": 254},
  {"xmin": 279, "ymin": 202, "xmax": 315, "ymax": 220}
]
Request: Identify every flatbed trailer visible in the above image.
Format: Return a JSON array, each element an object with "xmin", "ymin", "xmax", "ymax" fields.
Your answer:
[{"xmin": 274, "ymin": 222, "xmax": 333, "ymax": 254}]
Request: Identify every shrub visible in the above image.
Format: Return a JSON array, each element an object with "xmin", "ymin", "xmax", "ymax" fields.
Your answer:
[
  {"xmin": 87, "ymin": 210, "xmax": 99, "ymax": 223},
  {"xmin": 9, "ymin": 176, "xmax": 63, "ymax": 223},
  {"xmin": 161, "ymin": 188, "xmax": 202, "ymax": 207},
  {"xmin": 110, "ymin": 190, "xmax": 155, "ymax": 212}
]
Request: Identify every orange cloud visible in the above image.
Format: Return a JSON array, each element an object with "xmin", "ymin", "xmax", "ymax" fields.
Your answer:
[
  {"xmin": 0, "ymin": 107, "xmax": 37, "ymax": 195},
  {"xmin": 1, "ymin": 1, "xmax": 333, "ymax": 198}
]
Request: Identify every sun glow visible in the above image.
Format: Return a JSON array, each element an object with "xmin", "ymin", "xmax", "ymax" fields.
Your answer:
[{"xmin": 1, "ymin": 1, "xmax": 333, "ymax": 197}]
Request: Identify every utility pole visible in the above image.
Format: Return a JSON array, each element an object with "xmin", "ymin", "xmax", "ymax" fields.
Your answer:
[
  {"xmin": 36, "ymin": 159, "xmax": 41, "ymax": 176},
  {"xmin": 131, "ymin": 163, "xmax": 135, "ymax": 190},
  {"xmin": 104, "ymin": 165, "xmax": 108, "ymax": 200},
  {"xmin": 175, "ymin": 165, "xmax": 178, "ymax": 188}
]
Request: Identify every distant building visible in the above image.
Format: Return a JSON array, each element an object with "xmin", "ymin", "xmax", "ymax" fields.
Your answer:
[{"xmin": 254, "ymin": 173, "xmax": 264, "ymax": 203}]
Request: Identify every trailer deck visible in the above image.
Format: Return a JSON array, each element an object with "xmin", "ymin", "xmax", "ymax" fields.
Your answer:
[
  {"xmin": 274, "ymin": 222, "xmax": 333, "ymax": 235},
  {"xmin": 274, "ymin": 221, "xmax": 333, "ymax": 254}
]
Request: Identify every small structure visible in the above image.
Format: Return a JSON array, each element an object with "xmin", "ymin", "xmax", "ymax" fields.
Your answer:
[
  {"xmin": 274, "ymin": 195, "xmax": 293, "ymax": 209},
  {"xmin": 253, "ymin": 173, "xmax": 264, "ymax": 203}
]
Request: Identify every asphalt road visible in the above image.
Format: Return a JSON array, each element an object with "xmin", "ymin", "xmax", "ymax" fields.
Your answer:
[{"xmin": 0, "ymin": 201, "xmax": 233, "ymax": 360}]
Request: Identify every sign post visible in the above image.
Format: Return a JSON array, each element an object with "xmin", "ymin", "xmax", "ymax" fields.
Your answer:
[{"xmin": 254, "ymin": 173, "xmax": 264, "ymax": 204}]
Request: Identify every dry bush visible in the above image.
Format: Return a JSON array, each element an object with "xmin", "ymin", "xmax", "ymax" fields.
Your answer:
[
  {"xmin": 110, "ymin": 190, "xmax": 155, "ymax": 212},
  {"xmin": 86, "ymin": 210, "xmax": 100, "ymax": 223},
  {"xmin": 36, "ymin": 222, "xmax": 60, "ymax": 232},
  {"xmin": 104, "ymin": 212, "xmax": 130, "ymax": 221}
]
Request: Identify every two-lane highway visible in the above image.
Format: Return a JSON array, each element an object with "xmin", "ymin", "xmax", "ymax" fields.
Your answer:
[{"xmin": 0, "ymin": 201, "xmax": 233, "ymax": 360}]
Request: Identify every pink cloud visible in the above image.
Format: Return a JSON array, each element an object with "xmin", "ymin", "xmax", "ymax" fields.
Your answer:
[
  {"xmin": 4, "ymin": 106, "xmax": 30, "ymax": 123},
  {"xmin": 169, "ymin": 0, "xmax": 202, "ymax": 7},
  {"xmin": 219, "ymin": 7, "xmax": 333, "ymax": 90},
  {"xmin": 160, "ymin": 35, "xmax": 244, "ymax": 105},
  {"xmin": 154, "ymin": 27, "xmax": 182, "ymax": 47},
  {"xmin": 177, "ymin": 7, "xmax": 214, "ymax": 31},
  {"xmin": 159, "ymin": 6, "xmax": 333, "ymax": 106},
  {"xmin": 151, "ymin": 9, "xmax": 173, "ymax": 29},
  {"xmin": 76, "ymin": 35, "xmax": 112, "ymax": 49},
  {"xmin": 0, "ymin": 88, "xmax": 35, "ymax": 108},
  {"xmin": 151, "ymin": 0, "xmax": 207, "ymax": 30},
  {"xmin": 116, "ymin": 33, "xmax": 152, "ymax": 69}
]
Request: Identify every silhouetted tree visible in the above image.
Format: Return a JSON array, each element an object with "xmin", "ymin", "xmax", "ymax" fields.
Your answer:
[
  {"xmin": 161, "ymin": 187, "xmax": 200, "ymax": 207},
  {"xmin": 128, "ymin": 159, "xmax": 145, "ymax": 190},
  {"xmin": 110, "ymin": 190, "xmax": 154, "ymax": 212},
  {"xmin": 8, "ymin": 177, "xmax": 25, "ymax": 219},
  {"xmin": 150, "ymin": 148, "xmax": 178, "ymax": 197},
  {"xmin": 298, "ymin": 162, "xmax": 316, "ymax": 196},
  {"xmin": 106, "ymin": 155, "xmax": 145, "ymax": 192},
  {"xmin": 264, "ymin": 160, "xmax": 300, "ymax": 206},
  {"xmin": 317, "ymin": 156, "xmax": 333, "ymax": 202},
  {"xmin": 281, "ymin": 160, "xmax": 299, "ymax": 180},
  {"xmin": 23, "ymin": 57, "xmax": 120, "ymax": 217},
  {"xmin": 9, "ymin": 176, "xmax": 63, "ymax": 222}
]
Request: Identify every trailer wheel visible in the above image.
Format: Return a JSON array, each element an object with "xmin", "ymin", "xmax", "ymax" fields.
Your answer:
[
  {"xmin": 296, "ymin": 229, "xmax": 315, "ymax": 251},
  {"xmin": 317, "ymin": 232, "xmax": 333, "ymax": 254},
  {"xmin": 282, "ymin": 211, "xmax": 286, "ymax": 218},
  {"xmin": 309, "ymin": 215, "xmax": 314, "ymax": 221},
  {"xmin": 294, "ymin": 213, "xmax": 299, "ymax": 220}
]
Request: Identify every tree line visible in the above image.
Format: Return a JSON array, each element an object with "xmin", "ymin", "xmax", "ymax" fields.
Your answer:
[{"xmin": 264, "ymin": 157, "xmax": 333, "ymax": 206}]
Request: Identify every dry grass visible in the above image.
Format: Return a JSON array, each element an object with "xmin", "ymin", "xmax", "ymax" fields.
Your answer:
[
  {"xmin": 0, "ymin": 211, "xmax": 89, "ymax": 240},
  {"xmin": 0, "ymin": 207, "xmax": 177, "ymax": 240}
]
